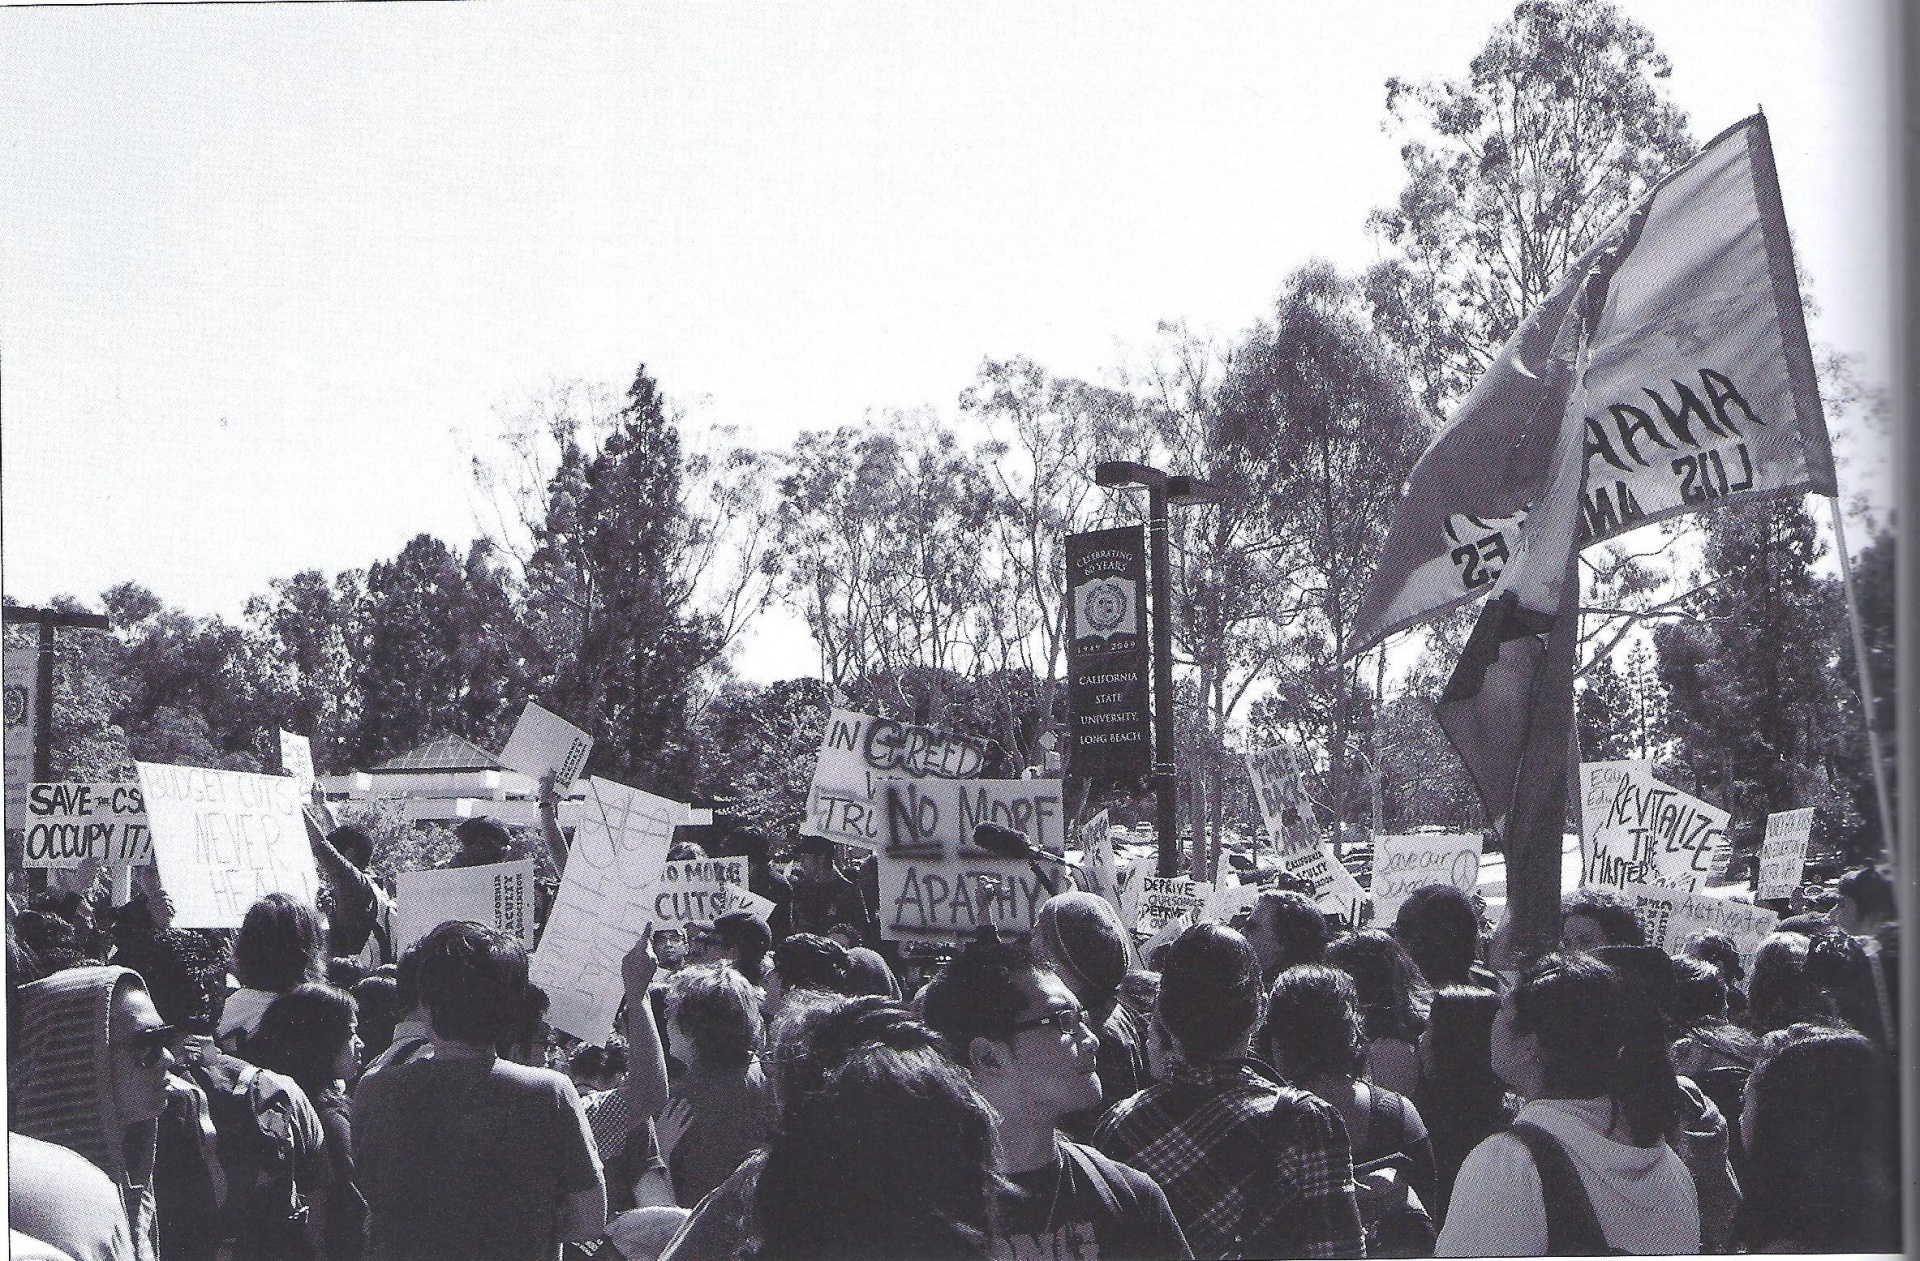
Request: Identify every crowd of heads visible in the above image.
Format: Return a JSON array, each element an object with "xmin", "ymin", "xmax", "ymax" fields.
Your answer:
[{"xmin": 6, "ymin": 819, "xmax": 1903, "ymax": 1260}]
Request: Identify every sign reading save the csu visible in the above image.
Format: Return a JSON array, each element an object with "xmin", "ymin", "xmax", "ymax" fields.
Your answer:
[
  {"xmin": 806, "ymin": 709, "xmax": 989, "ymax": 848},
  {"xmin": 876, "ymin": 778, "xmax": 1064, "ymax": 941}
]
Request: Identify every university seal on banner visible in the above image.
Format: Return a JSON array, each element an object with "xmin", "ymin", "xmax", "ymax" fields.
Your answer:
[{"xmin": 1074, "ymin": 577, "xmax": 1136, "ymax": 641}]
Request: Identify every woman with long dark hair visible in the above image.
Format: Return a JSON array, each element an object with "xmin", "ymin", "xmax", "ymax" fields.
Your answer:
[
  {"xmin": 1436, "ymin": 953, "xmax": 1696, "ymax": 1256},
  {"xmin": 219, "ymin": 893, "xmax": 329, "ymax": 1053},
  {"xmin": 250, "ymin": 982, "xmax": 366, "ymax": 1261},
  {"xmin": 1327, "ymin": 929, "xmax": 1430, "ymax": 1095},
  {"xmin": 1410, "ymin": 986, "xmax": 1519, "ymax": 1228},
  {"xmin": 1735, "ymin": 1024, "xmax": 1899, "ymax": 1252}
]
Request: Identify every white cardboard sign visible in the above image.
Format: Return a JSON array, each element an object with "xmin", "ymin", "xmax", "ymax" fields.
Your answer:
[
  {"xmin": 1245, "ymin": 744, "xmax": 1318, "ymax": 856},
  {"xmin": 393, "ymin": 859, "xmax": 535, "ymax": 953},
  {"xmin": 1581, "ymin": 763, "xmax": 1728, "ymax": 892},
  {"xmin": 874, "ymin": 777, "xmax": 1064, "ymax": 941},
  {"xmin": 23, "ymin": 783, "xmax": 151, "ymax": 867},
  {"xmin": 1370, "ymin": 833, "xmax": 1483, "ymax": 923},
  {"xmin": 135, "ymin": 763, "xmax": 319, "ymax": 928},
  {"xmin": 652, "ymin": 857, "xmax": 748, "ymax": 931},
  {"xmin": 1135, "ymin": 875, "xmax": 1201, "ymax": 936},
  {"xmin": 1285, "ymin": 844, "xmax": 1370, "ymax": 930},
  {"xmin": 531, "ymin": 778, "xmax": 688, "ymax": 1042},
  {"xmin": 499, "ymin": 701, "xmax": 593, "ymax": 787},
  {"xmin": 1620, "ymin": 883, "xmax": 1780, "ymax": 971},
  {"xmin": 805, "ymin": 709, "xmax": 989, "ymax": 849},
  {"xmin": 279, "ymin": 729, "xmax": 316, "ymax": 799},
  {"xmin": 1756, "ymin": 808, "xmax": 1815, "ymax": 901}
]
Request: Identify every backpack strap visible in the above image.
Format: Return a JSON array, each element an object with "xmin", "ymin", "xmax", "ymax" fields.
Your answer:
[
  {"xmin": 1507, "ymin": 1121, "xmax": 1611, "ymax": 1256},
  {"xmin": 1060, "ymin": 1139, "xmax": 1125, "ymax": 1223}
]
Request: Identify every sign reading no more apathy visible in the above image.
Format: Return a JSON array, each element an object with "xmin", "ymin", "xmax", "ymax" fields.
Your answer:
[{"xmin": 875, "ymin": 778, "xmax": 1064, "ymax": 942}]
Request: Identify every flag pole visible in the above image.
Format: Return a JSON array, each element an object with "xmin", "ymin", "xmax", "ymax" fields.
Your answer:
[{"xmin": 1824, "ymin": 495, "xmax": 1898, "ymax": 871}]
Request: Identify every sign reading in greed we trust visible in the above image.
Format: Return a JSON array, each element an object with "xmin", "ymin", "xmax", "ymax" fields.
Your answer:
[
  {"xmin": 135, "ymin": 763, "xmax": 319, "ymax": 928},
  {"xmin": 24, "ymin": 783, "xmax": 152, "ymax": 867},
  {"xmin": 1369, "ymin": 834, "xmax": 1484, "ymax": 923},
  {"xmin": 875, "ymin": 778, "xmax": 1062, "ymax": 941},
  {"xmin": 806, "ymin": 709, "xmax": 989, "ymax": 848}
]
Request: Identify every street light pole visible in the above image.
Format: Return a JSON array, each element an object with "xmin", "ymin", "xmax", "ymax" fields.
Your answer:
[{"xmin": 1094, "ymin": 461, "xmax": 1223, "ymax": 879}]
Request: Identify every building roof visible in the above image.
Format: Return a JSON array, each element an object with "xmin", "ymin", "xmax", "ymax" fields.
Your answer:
[{"xmin": 370, "ymin": 733, "xmax": 505, "ymax": 774}]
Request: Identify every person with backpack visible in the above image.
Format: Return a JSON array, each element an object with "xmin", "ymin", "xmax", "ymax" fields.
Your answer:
[
  {"xmin": 1436, "ymin": 952, "xmax": 1698, "ymax": 1256},
  {"xmin": 218, "ymin": 894, "xmax": 330, "ymax": 1056},
  {"xmin": 248, "ymin": 984, "xmax": 367, "ymax": 1261},
  {"xmin": 1264, "ymin": 964, "xmax": 1437, "ymax": 1257},
  {"xmin": 1094, "ymin": 922, "xmax": 1364, "ymax": 1259}
]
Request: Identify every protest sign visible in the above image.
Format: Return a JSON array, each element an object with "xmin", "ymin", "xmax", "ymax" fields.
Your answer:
[
  {"xmin": 874, "ymin": 778, "xmax": 1064, "ymax": 941},
  {"xmin": 1246, "ymin": 744, "xmax": 1318, "ymax": 856},
  {"xmin": 1370, "ymin": 833, "xmax": 1483, "ymax": 923},
  {"xmin": 805, "ymin": 708, "xmax": 989, "ymax": 848},
  {"xmin": 1581, "ymin": 763, "xmax": 1728, "ymax": 892},
  {"xmin": 279, "ymin": 729, "xmax": 316, "ymax": 798},
  {"xmin": 1200, "ymin": 879, "xmax": 1261, "ymax": 926},
  {"xmin": 1065, "ymin": 527, "xmax": 1151, "ymax": 779},
  {"xmin": 1756, "ymin": 808, "xmax": 1815, "ymax": 901},
  {"xmin": 1115, "ymin": 857, "xmax": 1144, "ymax": 934},
  {"xmin": 4, "ymin": 648, "xmax": 37, "ymax": 836},
  {"xmin": 392, "ymin": 860, "xmax": 535, "ymax": 954},
  {"xmin": 135, "ymin": 763, "xmax": 319, "ymax": 929},
  {"xmin": 1075, "ymin": 810, "xmax": 1119, "ymax": 910},
  {"xmin": 23, "ymin": 783, "xmax": 151, "ymax": 866},
  {"xmin": 718, "ymin": 884, "xmax": 778, "ymax": 923},
  {"xmin": 1578, "ymin": 760, "xmax": 1652, "ymax": 880},
  {"xmin": 653, "ymin": 857, "xmax": 748, "ymax": 931},
  {"xmin": 531, "ymin": 777, "xmax": 689, "ymax": 1041},
  {"xmin": 1619, "ymin": 884, "xmax": 1779, "ymax": 971},
  {"xmin": 1137, "ymin": 912, "xmax": 1189, "ymax": 963},
  {"xmin": 1285, "ymin": 845, "xmax": 1371, "ymax": 930},
  {"xmin": 498, "ymin": 701, "xmax": 593, "ymax": 788},
  {"xmin": 1135, "ymin": 876, "xmax": 1201, "ymax": 936}
]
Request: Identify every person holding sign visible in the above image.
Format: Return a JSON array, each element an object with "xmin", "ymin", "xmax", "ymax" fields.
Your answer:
[
  {"xmin": 919, "ymin": 932, "xmax": 1194, "ymax": 1261},
  {"xmin": 354, "ymin": 921, "xmax": 607, "ymax": 1261}
]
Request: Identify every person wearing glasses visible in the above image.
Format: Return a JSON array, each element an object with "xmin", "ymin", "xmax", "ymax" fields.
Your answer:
[
  {"xmin": 920, "ymin": 931, "xmax": 1192, "ymax": 1261},
  {"xmin": 10, "ymin": 965, "xmax": 180, "ymax": 1261}
]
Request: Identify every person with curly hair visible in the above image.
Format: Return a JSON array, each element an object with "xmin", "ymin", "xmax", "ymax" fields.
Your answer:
[
  {"xmin": 1327, "ymin": 929, "xmax": 1431, "ymax": 1095},
  {"xmin": 657, "ymin": 965, "xmax": 778, "ymax": 1209}
]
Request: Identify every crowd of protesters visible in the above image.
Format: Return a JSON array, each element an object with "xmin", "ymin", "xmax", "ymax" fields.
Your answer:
[{"xmin": 7, "ymin": 790, "xmax": 1904, "ymax": 1259}]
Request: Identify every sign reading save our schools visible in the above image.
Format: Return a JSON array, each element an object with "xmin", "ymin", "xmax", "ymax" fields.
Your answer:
[
  {"xmin": 806, "ymin": 709, "xmax": 989, "ymax": 848},
  {"xmin": 875, "ymin": 778, "xmax": 1063, "ymax": 941},
  {"xmin": 1369, "ymin": 833, "xmax": 1483, "ymax": 923},
  {"xmin": 1581, "ymin": 761, "xmax": 1728, "ymax": 893},
  {"xmin": 135, "ymin": 762, "xmax": 320, "ymax": 929},
  {"xmin": 24, "ymin": 783, "xmax": 152, "ymax": 866}
]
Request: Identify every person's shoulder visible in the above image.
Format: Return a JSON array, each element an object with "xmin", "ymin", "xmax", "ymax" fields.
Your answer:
[
  {"xmin": 9, "ymin": 1132, "xmax": 119, "ymax": 1194},
  {"xmin": 1059, "ymin": 1139, "xmax": 1160, "ymax": 1201}
]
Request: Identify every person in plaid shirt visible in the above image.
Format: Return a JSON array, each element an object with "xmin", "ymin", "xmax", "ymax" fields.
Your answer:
[{"xmin": 1095, "ymin": 922, "xmax": 1364, "ymax": 1260}]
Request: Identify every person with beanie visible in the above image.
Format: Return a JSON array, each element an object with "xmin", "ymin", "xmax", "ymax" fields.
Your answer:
[{"xmin": 1031, "ymin": 892, "xmax": 1150, "ymax": 1138}]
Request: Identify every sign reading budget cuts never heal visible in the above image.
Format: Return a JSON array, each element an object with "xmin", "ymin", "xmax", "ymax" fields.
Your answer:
[
  {"xmin": 806, "ymin": 709, "xmax": 989, "ymax": 849},
  {"xmin": 135, "ymin": 762, "xmax": 319, "ymax": 929},
  {"xmin": 875, "ymin": 777, "xmax": 1063, "ymax": 942}
]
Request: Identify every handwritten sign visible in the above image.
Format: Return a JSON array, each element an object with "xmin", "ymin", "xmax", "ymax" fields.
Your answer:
[
  {"xmin": 23, "ymin": 783, "xmax": 151, "ymax": 867},
  {"xmin": 135, "ymin": 763, "xmax": 319, "ymax": 929},
  {"xmin": 717, "ymin": 884, "xmax": 778, "ymax": 923},
  {"xmin": 1620, "ymin": 884, "xmax": 1780, "ymax": 972},
  {"xmin": 393, "ymin": 859, "xmax": 535, "ymax": 953},
  {"xmin": 1756, "ymin": 808, "xmax": 1815, "ymax": 901},
  {"xmin": 278, "ymin": 730, "xmax": 316, "ymax": 798},
  {"xmin": 1582, "ymin": 763, "xmax": 1728, "ymax": 892},
  {"xmin": 1246, "ymin": 744, "xmax": 1318, "ymax": 856},
  {"xmin": 1370, "ymin": 833, "xmax": 1483, "ymax": 923},
  {"xmin": 499, "ymin": 702, "xmax": 593, "ymax": 788},
  {"xmin": 1135, "ymin": 876, "xmax": 1201, "ymax": 936},
  {"xmin": 806, "ymin": 709, "xmax": 988, "ymax": 849},
  {"xmin": 1075, "ymin": 810, "xmax": 1120, "ymax": 911},
  {"xmin": 1578, "ymin": 760, "xmax": 1651, "ymax": 880},
  {"xmin": 653, "ymin": 857, "xmax": 748, "ymax": 931},
  {"xmin": 531, "ymin": 778, "xmax": 687, "ymax": 1041},
  {"xmin": 875, "ymin": 778, "xmax": 1063, "ymax": 941}
]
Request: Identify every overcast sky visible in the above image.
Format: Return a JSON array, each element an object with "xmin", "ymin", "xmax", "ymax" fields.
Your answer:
[{"xmin": 2, "ymin": 1, "xmax": 1897, "ymax": 684}]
